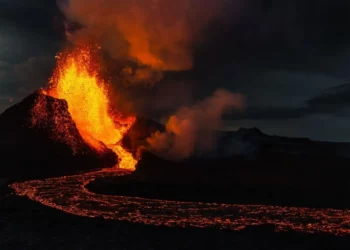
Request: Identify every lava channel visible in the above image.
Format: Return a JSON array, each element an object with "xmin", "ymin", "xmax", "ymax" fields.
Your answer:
[{"xmin": 9, "ymin": 169, "xmax": 350, "ymax": 236}]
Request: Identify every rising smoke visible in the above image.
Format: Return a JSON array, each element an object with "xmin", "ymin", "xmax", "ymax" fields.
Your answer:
[
  {"xmin": 58, "ymin": 0, "xmax": 228, "ymax": 84},
  {"xmin": 57, "ymin": 0, "xmax": 246, "ymax": 160},
  {"xmin": 146, "ymin": 89, "xmax": 245, "ymax": 160}
]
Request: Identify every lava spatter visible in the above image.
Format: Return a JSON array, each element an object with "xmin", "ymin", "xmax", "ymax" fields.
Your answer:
[{"xmin": 37, "ymin": 45, "xmax": 137, "ymax": 170}]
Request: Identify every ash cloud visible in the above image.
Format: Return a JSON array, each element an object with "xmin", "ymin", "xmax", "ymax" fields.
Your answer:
[
  {"xmin": 146, "ymin": 89, "xmax": 245, "ymax": 160},
  {"xmin": 58, "ymin": 0, "xmax": 229, "ymax": 85},
  {"xmin": 120, "ymin": 67, "xmax": 164, "ymax": 87}
]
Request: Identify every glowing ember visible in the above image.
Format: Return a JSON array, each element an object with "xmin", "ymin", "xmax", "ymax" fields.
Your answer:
[{"xmin": 47, "ymin": 45, "xmax": 137, "ymax": 170}]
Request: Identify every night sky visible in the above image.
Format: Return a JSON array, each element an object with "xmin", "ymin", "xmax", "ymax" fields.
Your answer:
[{"xmin": 1, "ymin": 0, "xmax": 350, "ymax": 142}]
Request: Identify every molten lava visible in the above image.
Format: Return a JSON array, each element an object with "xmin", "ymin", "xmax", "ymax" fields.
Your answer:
[
  {"xmin": 46, "ymin": 45, "xmax": 137, "ymax": 170},
  {"xmin": 9, "ymin": 169, "xmax": 350, "ymax": 236}
]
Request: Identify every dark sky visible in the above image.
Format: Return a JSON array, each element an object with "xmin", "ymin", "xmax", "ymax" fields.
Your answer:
[{"xmin": 1, "ymin": 0, "xmax": 350, "ymax": 142}]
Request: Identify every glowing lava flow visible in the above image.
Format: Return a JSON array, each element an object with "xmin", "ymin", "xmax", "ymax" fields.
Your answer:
[
  {"xmin": 47, "ymin": 45, "xmax": 137, "ymax": 170},
  {"xmin": 9, "ymin": 170, "xmax": 350, "ymax": 236}
]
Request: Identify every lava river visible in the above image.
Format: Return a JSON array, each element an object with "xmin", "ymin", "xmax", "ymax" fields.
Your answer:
[{"xmin": 9, "ymin": 169, "xmax": 350, "ymax": 236}]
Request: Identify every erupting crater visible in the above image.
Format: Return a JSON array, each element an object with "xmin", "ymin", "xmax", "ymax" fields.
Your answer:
[{"xmin": 40, "ymin": 45, "xmax": 137, "ymax": 170}]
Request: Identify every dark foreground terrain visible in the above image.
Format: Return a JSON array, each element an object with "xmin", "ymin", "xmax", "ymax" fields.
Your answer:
[
  {"xmin": 87, "ymin": 151, "xmax": 350, "ymax": 209},
  {"xmin": 1, "ymin": 183, "xmax": 349, "ymax": 250},
  {"xmin": 87, "ymin": 173, "xmax": 350, "ymax": 209}
]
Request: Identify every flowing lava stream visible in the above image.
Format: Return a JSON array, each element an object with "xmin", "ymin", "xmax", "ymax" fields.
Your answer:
[
  {"xmin": 48, "ymin": 45, "xmax": 137, "ymax": 170},
  {"xmin": 9, "ymin": 169, "xmax": 350, "ymax": 236},
  {"xmin": 8, "ymin": 44, "xmax": 350, "ymax": 236}
]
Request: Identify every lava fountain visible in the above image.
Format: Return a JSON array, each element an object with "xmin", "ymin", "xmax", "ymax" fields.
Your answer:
[{"xmin": 46, "ymin": 45, "xmax": 137, "ymax": 170}]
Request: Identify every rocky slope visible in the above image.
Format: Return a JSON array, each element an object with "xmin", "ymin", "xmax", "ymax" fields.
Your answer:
[{"xmin": 0, "ymin": 92, "xmax": 117, "ymax": 179}]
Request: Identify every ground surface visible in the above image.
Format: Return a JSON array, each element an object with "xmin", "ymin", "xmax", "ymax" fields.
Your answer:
[
  {"xmin": 1, "ymin": 192, "xmax": 349, "ymax": 250},
  {"xmin": 1, "ymin": 174, "xmax": 350, "ymax": 250}
]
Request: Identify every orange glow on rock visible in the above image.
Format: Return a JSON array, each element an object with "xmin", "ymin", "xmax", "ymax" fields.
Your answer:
[{"xmin": 47, "ymin": 45, "xmax": 137, "ymax": 170}]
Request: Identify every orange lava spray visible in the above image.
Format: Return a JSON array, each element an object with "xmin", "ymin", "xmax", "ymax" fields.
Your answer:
[{"xmin": 47, "ymin": 45, "xmax": 137, "ymax": 170}]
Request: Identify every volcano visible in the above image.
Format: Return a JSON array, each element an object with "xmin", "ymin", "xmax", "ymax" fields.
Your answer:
[
  {"xmin": 0, "ymin": 45, "xmax": 141, "ymax": 180},
  {"xmin": 0, "ymin": 91, "xmax": 117, "ymax": 179}
]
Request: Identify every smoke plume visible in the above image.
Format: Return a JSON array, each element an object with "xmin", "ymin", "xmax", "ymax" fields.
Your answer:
[
  {"xmin": 146, "ymin": 89, "xmax": 245, "ymax": 160},
  {"xmin": 58, "ymin": 0, "xmax": 227, "ymax": 84}
]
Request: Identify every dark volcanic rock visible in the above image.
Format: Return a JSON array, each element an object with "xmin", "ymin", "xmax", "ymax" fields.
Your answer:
[
  {"xmin": 0, "ymin": 92, "xmax": 117, "ymax": 179},
  {"xmin": 237, "ymin": 127, "xmax": 266, "ymax": 137},
  {"xmin": 90, "ymin": 149, "xmax": 350, "ymax": 208}
]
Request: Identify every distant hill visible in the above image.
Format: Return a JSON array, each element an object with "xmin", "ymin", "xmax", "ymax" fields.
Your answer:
[{"xmin": 123, "ymin": 118, "xmax": 350, "ymax": 160}]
